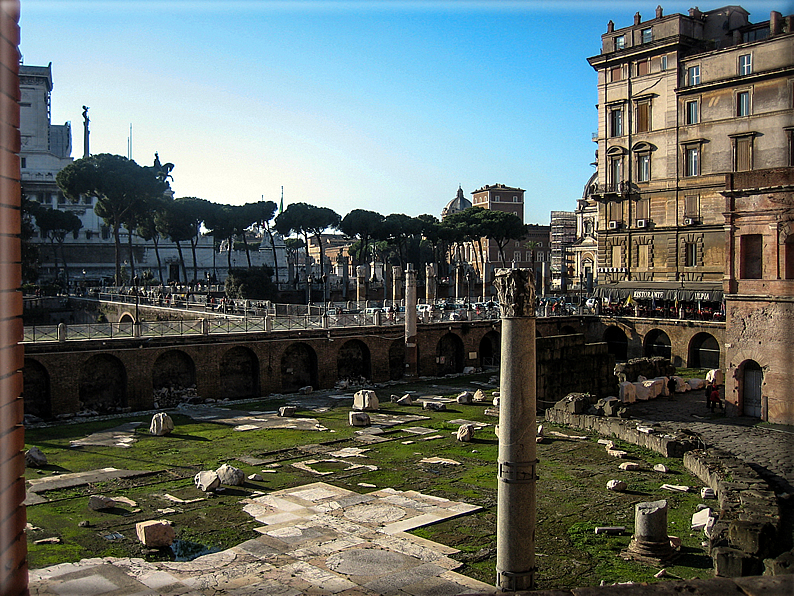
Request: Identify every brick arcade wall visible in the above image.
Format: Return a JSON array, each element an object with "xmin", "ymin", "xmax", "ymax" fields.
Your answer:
[{"xmin": 24, "ymin": 318, "xmax": 617, "ymax": 418}]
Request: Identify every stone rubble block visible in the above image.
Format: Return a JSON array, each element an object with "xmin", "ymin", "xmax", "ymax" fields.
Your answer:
[
  {"xmin": 353, "ymin": 390, "xmax": 379, "ymax": 411},
  {"xmin": 729, "ymin": 520, "xmax": 777, "ymax": 558},
  {"xmin": 88, "ymin": 495, "xmax": 116, "ymax": 511},
  {"xmin": 396, "ymin": 394, "xmax": 412, "ymax": 406},
  {"xmin": 701, "ymin": 487, "xmax": 716, "ymax": 499},
  {"xmin": 195, "ymin": 470, "xmax": 220, "ymax": 492},
  {"xmin": 607, "ymin": 479, "xmax": 627, "ymax": 492},
  {"xmin": 349, "ymin": 411, "xmax": 371, "ymax": 427},
  {"xmin": 654, "ymin": 464, "xmax": 670, "ymax": 473},
  {"xmin": 298, "ymin": 385, "xmax": 313, "ymax": 395},
  {"xmin": 278, "ymin": 406, "xmax": 296, "ymax": 417},
  {"xmin": 422, "ymin": 401, "xmax": 446, "ymax": 412},
  {"xmin": 607, "ymin": 449, "xmax": 628, "ymax": 458},
  {"xmin": 216, "ymin": 464, "xmax": 245, "ymax": 486},
  {"xmin": 136, "ymin": 520, "xmax": 175, "ymax": 548},
  {"xmin": 619, "ymin": 462, "xmax": 640, "ymax": 471},
  {"xmin": 618, "ymin": 381, "xmax": 637, "ymax": 403},
  {"xmin": 472, "ymin": 389, "xmax": 486, "ymax": 402},
  {"xmin": 691, "ymin": 508, "xmax": 713, "ymax": 530},
  {"xmin": 713, "ymin": 546, "xmax": 763, "ymax": 577},
  {"xmin": 456, "ymin": 424, "xmax": 475, "ymax": 442},
  {"xmin": 456, "ymin": 391, "xmax": 473, "ymax": 404},
  {"xmin": 149, "ymin": 412, "xmax": 174, "ymax": 436},
  {"xmin": 25, "ymin": 447, "xmax": 48, "ymax": 468}
]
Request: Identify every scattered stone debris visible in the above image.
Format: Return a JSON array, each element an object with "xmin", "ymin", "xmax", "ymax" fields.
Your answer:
[
  {"xmin": 298, "ymin": 385, "xmax": 313, "ymax": 395},
  {"xmin": 549, "ymin": 431, "xmax": 587, "ymax": 440},
  {"xmin": 421, "ymin": 434, "xmax": 444, "ymax": 441},
  {"xmin": 607, "ymin": 449, "xmax": 628, "ymax": 459},
  {"xmin": 420, "ymin": 457, "xmax": 461, "ymax": 466},
  {"xmin": 349, "ymin": 411, "xmax": 371, "ymax": 427},
  {"xmin": 328, "ymin": 447, "xmax": 369, "ymax": 458},
  {"xmin": 473, "ymin": 389, "xmax": 487, "ymax": 402},
  {"xmin": 653, "ymin": 463, "xmax": 670, "ymax": 473},
  {"xmin": 661, "ymin": 484, "xmax": 690, "ymax": 492},
  {"xmin": 456, "ymin": 391, "xmax": 473, "ymax": 404},
  {"xmin": 607, "ymin": 480, "xmax": 627, "ymax": 492},
  {"xmin": 87, "ymin": 495, "xmax": 116, "ymax": 511},
  {"xmin": 619, "ymin": 462, "xmax": 640, "ymax": 471},
  {"xmin": 216, "ymin": 464, "xmax": 245, "ymax": 486},
  {"xmin": 25, "ymin": 447, "xmax": 48, "ymax": 468},
  {"xmin": 247, "ymin": 473, "xmax": 263, "ymax": 482},
  {"xmin": 136, "ymin": 520, "xmax": 175, "ymax": 548},
  {"xmin": 163, "ymin": 493, "xmax": 204, "ymax": 504},
  {"xmin": 149, "ymin": 412, "xmax": 174, "ymax": 436},
  {"xmin": 353, "ymin": 390, "xmax": 379, "ymax": 411},
  {"xmin": 34, "ymin": 537, "xmax": 61, "ymax": 545},
  {"xmin": 358, "ymin": 482, "xmax": 376, "ymax": 488},
  {"xmin": 456, "ymin": 424, "xmax": 475, "ymax": 442},
  {"xmin": 152, "ymin": 384, "xmax": 199, "ymax": 409},
  {"xmin": 194, "ymin": 470, "xmax": 220, "ymax": 492},
  {"xmin": 700, "ymin": 487, "xmax": 716, "ymax": 499},
  {"xmin": 422, "ymin": 401, "xmax": 446, "ymax": 412},
  {"xmin": 595, "ymin": 526, "xmax": 625, "ymax": 535},
  {"xmin": 77, "ymin": 521, "xmax": 91, "ymax": 528},
  {"xmin": 278, "ymin": 406, "xmax": 296, "ymax": 417},
  {"xmin": 691, "ymin": 508, "xmax": 712, "ymax": 530}
]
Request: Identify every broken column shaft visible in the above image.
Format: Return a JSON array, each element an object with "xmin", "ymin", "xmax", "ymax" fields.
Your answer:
[
  {"xmin": 494, "ymin": 268, "xmax": 537, "ymax": 591},
  {"xmin": 404, "ymin": 265, "xmax": 418, "ymax": 376}
]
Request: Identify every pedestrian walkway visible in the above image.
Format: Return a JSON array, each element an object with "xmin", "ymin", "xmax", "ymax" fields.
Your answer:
[{"xmin": 627, "ymin": 387, "xmax": 794, "ymax": 493}]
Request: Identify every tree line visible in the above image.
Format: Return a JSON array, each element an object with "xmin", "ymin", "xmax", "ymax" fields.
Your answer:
[{"xmin": 24, "ymin": 153, "xmax": 531, "ymax": 291}]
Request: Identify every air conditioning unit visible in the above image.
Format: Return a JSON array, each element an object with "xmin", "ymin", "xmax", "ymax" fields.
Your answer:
[
  {"xmin": 608, "ymin": 220, "xmax": 621, "ymax": 230},
  {"xmin": 684, "ymin": 217, "xmax": 698, "ymax": 226},
  {"xmin": 636, "ymin": 219, "xmax": 648, "ymax": 228}
]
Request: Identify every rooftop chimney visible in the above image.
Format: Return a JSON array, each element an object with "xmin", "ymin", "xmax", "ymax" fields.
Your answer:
[
  {"xmin": 634, "ymin": 12, "xmax": 641, "ymax": 25},
  {"xmin": 656, "ymin": 5, "xmax": 663, "ymax": 19},
  {"xmin": 770, "ymin": 11, "xmax": 782, "ymax": 35},
  {"xmin": 607, "ymin": 20, "xmax": 614, "ymax": 33}
]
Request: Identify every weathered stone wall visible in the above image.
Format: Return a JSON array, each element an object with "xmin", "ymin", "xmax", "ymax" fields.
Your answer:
[{"xmin": 536, "ymin": 334, "xmax": 616, "ymax": 407}]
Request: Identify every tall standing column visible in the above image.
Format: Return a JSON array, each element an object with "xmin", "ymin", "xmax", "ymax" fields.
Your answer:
[
  {"xmin": 392, "ymin": 265, "xmax": 402, "ymax": 307},
  {"xmin": 0, "ymin": 4, "xmax": 29, "ymax": 593},
  {"xmin": 356, "ymin": 265, "xmax": 366, "ymax": 307},
  {"xmin": 425, "ymin": 264, "xmax": 436, "ymax": 303},
  {"xmin": 454, "ymin": 264, "xmax": 463, "ymax": 301},
  {"xmin": 404, "ymin": 265, "xmax": 417, "ymax": 377},
  {"xmin": 494, "ymin": 268, "xmax": 537, "ymax": 592}
]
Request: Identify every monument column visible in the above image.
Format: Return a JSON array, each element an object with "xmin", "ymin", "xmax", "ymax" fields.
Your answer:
[
  {"xmin": 356, "ymin": 265, "xmax": 366, "ymax": 306},
  {"xmin": 404, "ymin": 265, "xmax": 417, "ymax": 376},
  {"xmin": 425, "ymin": 264, "xmax": 436, "ymax": 304},
  {"xmin": 392, "ymin": 265, "xmax": 402, "ymax": 307},
  {"xmin": 494, "ymin": 268, "xmax": 537, "ymax": 592}
]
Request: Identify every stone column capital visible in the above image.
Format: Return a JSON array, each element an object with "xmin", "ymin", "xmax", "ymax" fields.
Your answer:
[{"xmin": 494, "ymin": 268, "xmax": 535, "ymax": 318}]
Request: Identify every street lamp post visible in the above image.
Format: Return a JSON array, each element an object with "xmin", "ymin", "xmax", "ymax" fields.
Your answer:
[{"xmin": 307, "ymin": 274, "xmax": 313, "ymax": 307}]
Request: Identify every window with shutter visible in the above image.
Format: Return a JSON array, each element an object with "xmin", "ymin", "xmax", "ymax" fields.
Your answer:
[
  {"xmin": 636, "ymin": 102, "xmax": 650, "ymax": 132},
  {"xmin": 684, "ymin": 195, "xmax": 699, "ymax": 218},
  {"xmin": 736, "ymin": 137, "xmax": 751, "ymax": 171}
]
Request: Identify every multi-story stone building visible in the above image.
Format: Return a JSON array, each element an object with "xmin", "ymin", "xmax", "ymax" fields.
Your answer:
[
  {"xmin": 20, "ymin": 63, "xmax": 286, "ymax": 286},
  {"xmin": 587, "ymin": 6, "xmax": 793, "ymax": 301},
  {"xmin": 470, "ymin": 184, "xmax": 551, "ymax": 294},
  {"xmin": 571, "ymin": 173, "xmax": 600, "ymax": 291},
  {"xmin": 722, "ymin": 168, "xmax": 793, "ymax": 425},
  {"xmin": 550, "ymin": 210, "xmax": 577, "ymax": 291}
]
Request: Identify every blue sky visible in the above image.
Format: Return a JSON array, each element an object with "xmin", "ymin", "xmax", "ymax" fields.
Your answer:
[{"xmin": 19, "ymin": 0, "xmax": 788, "ymax": 224}]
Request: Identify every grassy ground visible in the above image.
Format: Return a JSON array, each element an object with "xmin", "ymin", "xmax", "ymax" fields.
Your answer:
[{"xmin": 24, "ymin": 374, "xmax": 714, "ymax": 590}]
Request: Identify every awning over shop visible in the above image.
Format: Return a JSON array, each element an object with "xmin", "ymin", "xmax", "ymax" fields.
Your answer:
[{"xmin": 593, "ymin": 281, "xmax": 724, "ymax": 303}]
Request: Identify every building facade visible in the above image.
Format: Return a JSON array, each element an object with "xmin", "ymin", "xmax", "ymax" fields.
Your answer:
[
  {"xmin": 722, "ymin": 168, "xmax": 794, "ymax": 425},
  {"xmin": 470, "ymin": 184, "xmax": 551, "ymax": 294},
  {"xmin": 571, "ymin": 172, "xmax": 600, "ymax": 291},
  {"xmin": 550, "ymin": 210, "xmax": 577, "ymax": 291},
  {"xmin": 588, "ymin": 6, "xmax": 793, "ymax": 299}
]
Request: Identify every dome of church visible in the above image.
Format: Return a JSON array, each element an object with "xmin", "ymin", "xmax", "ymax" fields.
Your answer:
[{"xmin": 441, "ymin": 186, "xmax": 471, "ymax": 218}]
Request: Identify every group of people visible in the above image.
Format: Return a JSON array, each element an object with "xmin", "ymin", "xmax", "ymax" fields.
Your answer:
[{"xmin": 706, "ymin": 382, "xmax": 723, "ymax": 412}]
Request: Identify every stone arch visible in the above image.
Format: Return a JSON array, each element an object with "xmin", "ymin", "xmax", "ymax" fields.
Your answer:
[
  {"xmin": 436, "ymin": 332, "xmax": 464, "ymax": 375},
  {"xmin": 739, "ymin": 360, "xmax": 763, "ymax": 418},
  {"xmin": 337, "ymin": 339, "xmax": 372, "ymax": 381},
  {"xmin": 560, "ymin": 325, "xmax": 577, "ymax": 335},
  {"xmin": 478, "ymin": 330, "xmax": 500, "ymax": 368},
  {"xmin": 644, "ymin": 329, "xmax": 671, "ymax": 359},
  {"xmin": 79, "ymin": 354, "xmax": 127, "ymax": 413},
  {"xmin": 603, "ymin": 325, "xmax": 628, "ymax": 361},
  {"xmin": 388, "ymin": 341, "xmax": 405, "ymax": 381},
  {"xmin": 688, "ymin": 332, "xmax": 720, "ymax": 369},
  {"xmin": 220, "ymin": 346, "xmax": 259, "ymax": 399},
  {"xmin": 119, "ymin": 312, "xmax": 135, "ymax": 324},
  {"xmin": 152, "ymin": 350, "xmax": 196, "ymax": 392},
  {"xmin": 281, "ymin": 342, "xmax": 318, "ymax": 393},
  {"xmin": 23, "ymin": 358, "xmax": 51, "ymax": 420}
]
